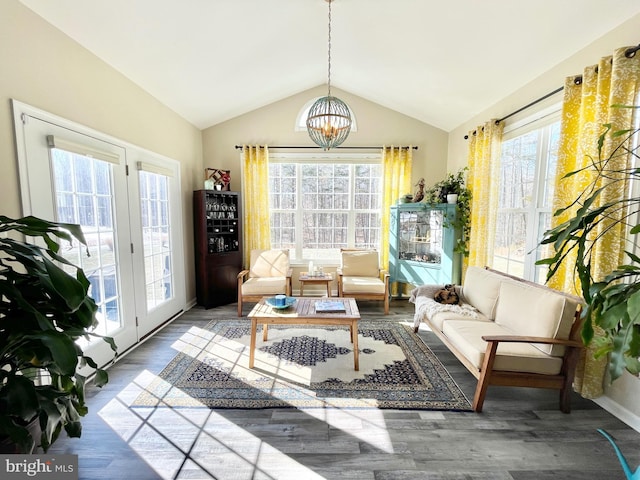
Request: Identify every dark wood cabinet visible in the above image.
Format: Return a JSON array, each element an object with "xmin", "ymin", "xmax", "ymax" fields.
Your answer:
[{"xmin": 193, "ymin": 190, "xmax": 242, "ymax": 308}]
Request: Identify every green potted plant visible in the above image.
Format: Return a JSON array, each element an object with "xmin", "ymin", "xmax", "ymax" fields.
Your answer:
[
  {"xmin": 537, "ymin": 105, "xmax": 639, "ymax": 383},
  {"xmin": 423, "ymin": 168, "xmax": 472, "ymax": 256},
  {"xmin": 0, "ymin": 215, "xmax": 117, "ymax": 453}
]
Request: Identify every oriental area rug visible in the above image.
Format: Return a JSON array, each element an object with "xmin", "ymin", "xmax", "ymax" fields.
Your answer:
[{"xmin": 134, "ymin": 319, "xmax": 471, "ymax": 411}]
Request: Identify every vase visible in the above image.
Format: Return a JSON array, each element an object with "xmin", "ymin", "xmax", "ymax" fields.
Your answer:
[{"xmin": 447, "ymin": 193, "xmax": 458, "ymax": 204}]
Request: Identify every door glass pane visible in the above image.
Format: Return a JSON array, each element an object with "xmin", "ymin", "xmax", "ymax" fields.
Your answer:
[
  {"xmin": 139, "ymin": 170, "xmax": 173, "ymax": 311},
  {"xmin": 51, "ymin": 148, "xmax": 121, "ymax": 338}
]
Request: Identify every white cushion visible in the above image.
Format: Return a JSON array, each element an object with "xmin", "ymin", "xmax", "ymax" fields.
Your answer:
[
  {"xmin": 249, "ymin": 249, "xmax": 289, "ymax": 278},
  {"xmin": 341, "ymin": 276, "xmax": 385, "ymax": 294},
  {"xmin": 241, "ymin": 277, "xmax": 288, "ymax": 295},
  {"xmin": 442, "ymin": 320, "xmax": 563, "ymax": 375},
  {"xmin": 341, "ymin": 250, "xmax": 380, "ymax": 277},
  {"xmin": 494, "ymin": 281, "xmax": 578, "ymax": 356},
  {"xmin": 462, "ymin": 267, "xmax": 504, "ymax": 319},
  {"xmin": 429, "ymin": 309, "xmax": 490, "ymax": 332}
]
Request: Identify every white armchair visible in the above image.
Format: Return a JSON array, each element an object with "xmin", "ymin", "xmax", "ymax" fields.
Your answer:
[
  {"xmin": 337, "ymin": 249, "xmax": 390, "ymax": 314},
  {"xmin": 237, "ymin": 249, "xmax": 292, "ymax": 316}
]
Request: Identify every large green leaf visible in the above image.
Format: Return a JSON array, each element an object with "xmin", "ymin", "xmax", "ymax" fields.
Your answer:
[
  {"xmin": 0, "ymin": 375, "xmax": 39, "ymax": 421},
  {"xmin": 41, "ymin": 256, "xmax": 86, "ymax": 311},
  {"xmin": 27, "ymin": 330, "xmax": 79, "ymax": 375}
]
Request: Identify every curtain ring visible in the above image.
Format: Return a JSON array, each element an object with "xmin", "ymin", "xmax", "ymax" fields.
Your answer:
[
  {"xmin": 625, "ymin": 44, "xmax": 639, "ymax": 58},
  {"xmin": 574, "ymin": 75, "xmax": 583, "ymax": 85}
]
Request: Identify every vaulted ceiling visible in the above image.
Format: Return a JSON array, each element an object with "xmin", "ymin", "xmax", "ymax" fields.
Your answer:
[{"xmin": 19, "ymin": 0, "xmax": 640, "ymax": 131}]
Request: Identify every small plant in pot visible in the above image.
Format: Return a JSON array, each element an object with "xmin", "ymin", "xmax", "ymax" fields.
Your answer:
[{"xmin": 0, "ymin": 215, "xmax": 117, "ymax": 453}]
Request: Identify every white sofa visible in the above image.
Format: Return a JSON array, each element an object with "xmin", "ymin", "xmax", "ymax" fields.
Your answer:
[{"xmin": 410, "ymin": 266, "xmax": 584, "ymax": 413}]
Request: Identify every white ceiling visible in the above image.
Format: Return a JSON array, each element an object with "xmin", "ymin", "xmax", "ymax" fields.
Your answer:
[{"xmin": 19, "ymin": 0, "xmax": 640, "ymax": 132}]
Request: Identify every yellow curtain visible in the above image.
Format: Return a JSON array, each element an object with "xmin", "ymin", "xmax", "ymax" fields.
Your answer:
[
  {"xmin": 241, "ymin": 145, "xmax": 271, "ymax": 265},
  {"xmin": 549, "ymin": 46, "xmax": 640, "ymax": 398},
  {"xmin": 380, "ymin": 146, "xmax": 413, "ymax": 271},
  {"xmin": 466, "ymin": 120, "xmax": 504, "ymax": 269}
]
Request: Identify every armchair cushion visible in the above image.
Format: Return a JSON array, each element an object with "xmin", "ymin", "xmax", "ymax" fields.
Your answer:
[
  {"xmin": 241, "ymin": 277, "xmax": 289, "ymax": 296},
  {"xmin": 249, "ymin": 249, "xmax": 289, "ymax": 278},
  {"xmin": 341, "ymin": 276, "xmax": 386, "ymax": 294},
  {"xmin": 341, "ymin": 250, "xmax": 380, "ymax": 277}
]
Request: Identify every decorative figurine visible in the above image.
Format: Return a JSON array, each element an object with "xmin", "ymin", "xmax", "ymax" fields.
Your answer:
[{"xmin": 413, "ymin": 178, "xmax": 425, "ymax": 203}]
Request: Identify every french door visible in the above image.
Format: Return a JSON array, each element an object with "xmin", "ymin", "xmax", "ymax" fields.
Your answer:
[{"xmin": 13, "ymin": 101, "xmax": 185, "ymax": 367}]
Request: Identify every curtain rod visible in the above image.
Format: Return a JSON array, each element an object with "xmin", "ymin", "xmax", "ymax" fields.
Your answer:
[
  {"xmin": 464, "ymin": 86, "xmax": 564, "ymax": 139},
  {"xmin": 234, "ymin": 145, "xmax": 418, "ymax": 150},
  {"xmin": 464, "ymin": 43, "xmax": 640, "ymax": 139}
]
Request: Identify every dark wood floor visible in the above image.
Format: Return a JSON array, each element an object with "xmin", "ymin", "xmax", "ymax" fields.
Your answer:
[{"xmin": 48, "ymin": 300, "xmax": 640, "ymax": 479}]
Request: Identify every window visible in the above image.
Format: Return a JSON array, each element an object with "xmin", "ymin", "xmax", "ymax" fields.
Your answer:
[
  {"xmin": 269, "ymin": 154, "xmax": 382, "ymax": 263},
  {"xmin": 493, "ymin": 110, "xmax": 560, "ymax": 283}
]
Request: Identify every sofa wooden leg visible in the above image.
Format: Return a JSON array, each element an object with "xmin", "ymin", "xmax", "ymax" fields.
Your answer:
[
  {"xmin": 472, "ymin": 386, "xmax": 486, "ymax": 413},
  {"xmin": 559, "ymin": 386, "xmax": 571, "ymax": 414},
  {"xmin": 473, "ymin": 341, "xmax": 499, "ymax": 412}
]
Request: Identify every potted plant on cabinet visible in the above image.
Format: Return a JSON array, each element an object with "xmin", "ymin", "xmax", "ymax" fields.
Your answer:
[
  {"xmin": 422, "ymin": 167, "xmax": 472, "ymax": 256},
  {"xmin": 537, "ymin": 105, "xmax": 639, "ymax": 383},
  {"xmin": 0, "ymin": 215, "xmax": 117, "ymax": 453}
]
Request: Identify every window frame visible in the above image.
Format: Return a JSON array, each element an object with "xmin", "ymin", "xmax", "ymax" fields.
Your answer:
[
  {"xmin": 494, "ymin": 105, "xmax": 561, "ymax": 283},
  {"xmin": 269, "ymin": 152, "xmax": 382, "ymax": 264}
]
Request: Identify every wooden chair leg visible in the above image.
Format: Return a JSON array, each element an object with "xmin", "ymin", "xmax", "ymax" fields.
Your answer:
[{"xmin": 237, "ymin": 295, "xmax": 243, "ymax": 317}]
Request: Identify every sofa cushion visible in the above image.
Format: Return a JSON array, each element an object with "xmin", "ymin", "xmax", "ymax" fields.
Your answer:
[
  {"xmin": 494, "ymin": 281, "xmax": 578, "ymax": 356},
  {"xmin": 462, "ymin": 267, "xmax": 504, "ymax": 319},
  {"xmin": 249, "ymin": 249, "xmax": 289, "ymax": 278},
  {"xmin": 341, "ymin": 250, "xmax": 380, "ymax": 277},
  {"xmin": 429, "ymin": 309, "xmax": 490, "ymax": 332},
  {"xmin": 442, "ymin": 320, "xmax": 563, "ymax": 375},
  {"xmin": 412, "ymin": 294, "xmax": 486, "ymax": 331},
  {"xmin": 341, "ymin": 276, "xmax": 385, "ymax": 294}
]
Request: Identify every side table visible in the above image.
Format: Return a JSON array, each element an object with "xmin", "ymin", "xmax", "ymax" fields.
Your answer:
[{"xmin": 299, "ymin": 272, "xmax": 332, "ymax": 297}]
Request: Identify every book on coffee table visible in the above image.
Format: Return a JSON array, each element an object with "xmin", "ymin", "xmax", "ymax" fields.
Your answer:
[{"xmin": 315, "ymin": 300, "xmax": 346, "ymax": 313}]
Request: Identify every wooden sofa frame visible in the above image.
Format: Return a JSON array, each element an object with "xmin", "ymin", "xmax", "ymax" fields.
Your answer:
[{"xmin": 420, "ymin": 267, "xmax": 584, "ymax": 413}]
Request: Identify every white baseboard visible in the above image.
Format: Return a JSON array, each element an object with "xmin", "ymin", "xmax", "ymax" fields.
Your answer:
[{"xmin": 594, "ymin": 395, "xmax": 640, "ymax": 433}]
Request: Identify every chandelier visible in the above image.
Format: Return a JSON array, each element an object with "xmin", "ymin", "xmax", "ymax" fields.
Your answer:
[{"xmin": 306, "ymin": 0, "xmax": 352, "ymax": 149}]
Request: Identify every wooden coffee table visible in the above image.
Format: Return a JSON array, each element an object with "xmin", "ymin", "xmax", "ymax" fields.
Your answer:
[{"xmin": 247, "ymin": 297, "xmax": 361, "ymax": 370}]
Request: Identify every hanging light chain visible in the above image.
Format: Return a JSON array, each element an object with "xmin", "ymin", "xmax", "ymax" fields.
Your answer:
[{"xmin": 327, "ymin": 0, "xmax": 332, "ymax": 97}]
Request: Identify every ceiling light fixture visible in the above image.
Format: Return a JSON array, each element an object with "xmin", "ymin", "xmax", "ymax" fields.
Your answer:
[{"xmin": 306, "ymin": 0, "xmax": 352, "ymax": 150}]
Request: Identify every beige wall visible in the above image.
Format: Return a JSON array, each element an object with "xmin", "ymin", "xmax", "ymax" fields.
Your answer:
[
  {"xmin": 0, "ymin": 0, "xmax": 203, "ymax": 300},
  {"xmin": 201, "ymin": 85, "xmax": 449, "ymax": 195},
  {"xmin": 447, "ymin": 13, "xmax": 640, "ymax": 424}
]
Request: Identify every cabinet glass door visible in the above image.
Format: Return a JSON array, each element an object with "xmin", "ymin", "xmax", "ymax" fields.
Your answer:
[{"xmin": 398, "ymin": 209, "xmax": 444, "ymax": 264}]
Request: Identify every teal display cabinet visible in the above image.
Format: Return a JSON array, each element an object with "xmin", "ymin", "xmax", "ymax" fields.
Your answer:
[{"xmin": 389, "ymin": 202, "xmax": 462, "ymax": 294}]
